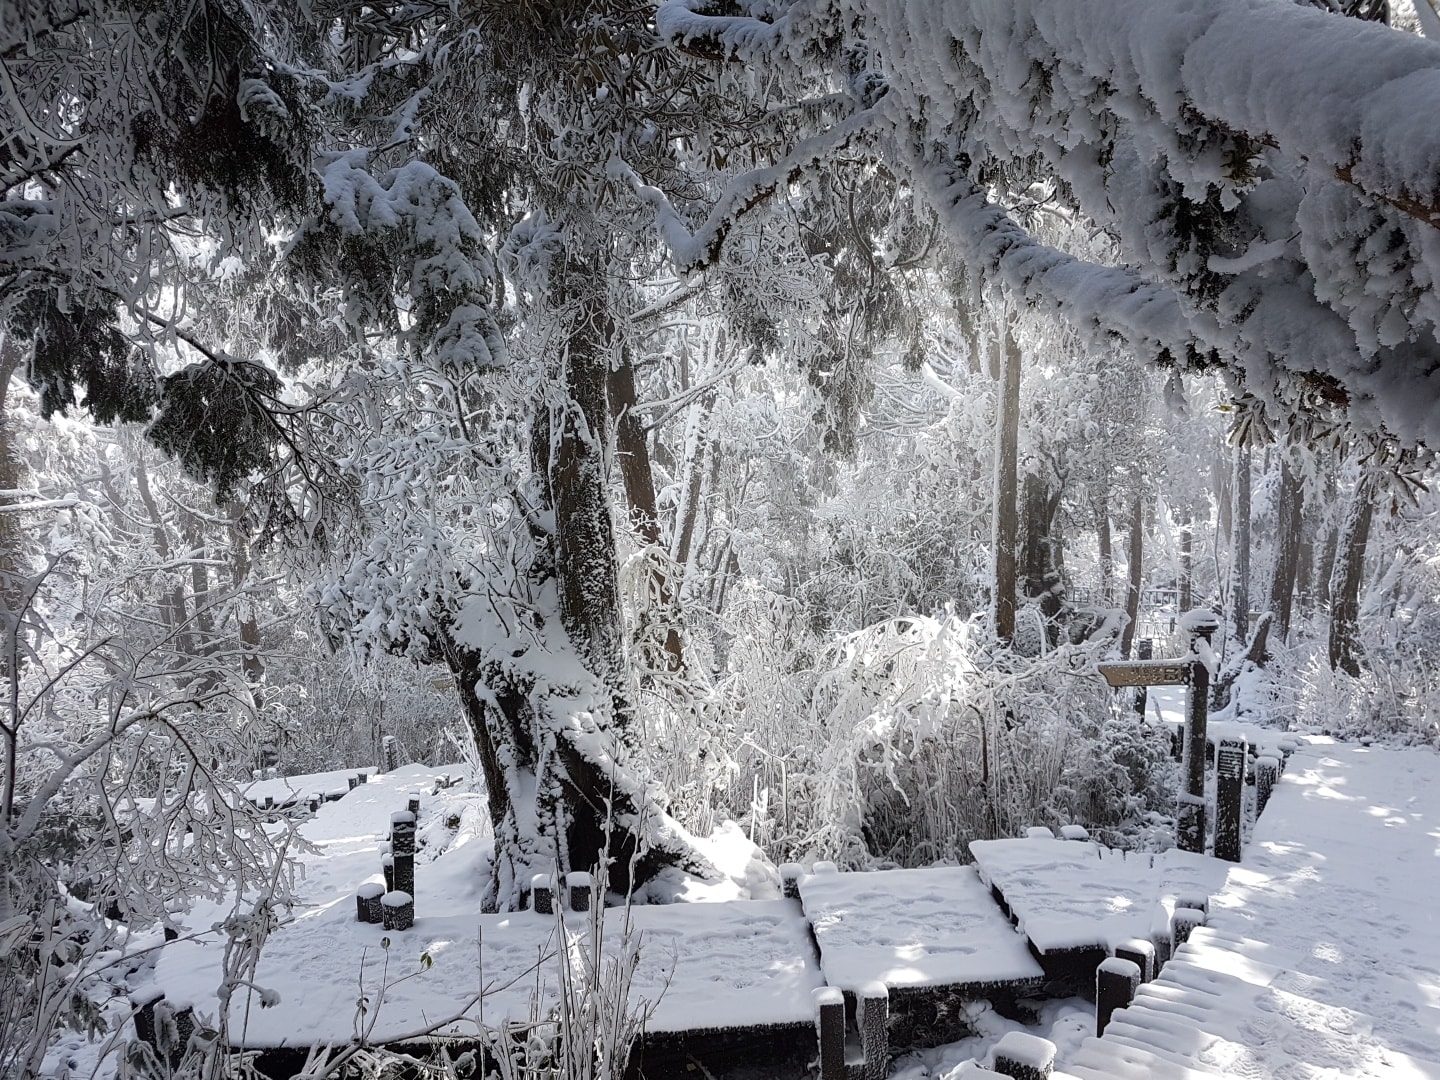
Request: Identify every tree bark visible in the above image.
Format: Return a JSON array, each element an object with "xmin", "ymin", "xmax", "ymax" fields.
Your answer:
[
  {"xmin": 1120, "ymin": 493, "xmax": 1144, "ymax": 658},
  {"xmin": 608, "ymin": 354, "xmax": 683, "ymax": 669},
  {"xmin": 1178, "ymin": 509, "xmax": 1193, "ymax": 614},
  {"xmin": 1328, "ymin": 476, "xmax": 1375, "ymax": 677},
  {"xmin": 992, "ymin": 325, "xmax": 1020, "ymax": 645},
  {"xmin": 1230, "ymin": 444, "xmax": 1252, "ymax": 642},
  {"xmin": 1095, "ymin": 492, "xmax": 1113, "ymax": 606},
  {"xmin": 1266, "ymin": 460, "xmax": 1304, "ymax": 643}
]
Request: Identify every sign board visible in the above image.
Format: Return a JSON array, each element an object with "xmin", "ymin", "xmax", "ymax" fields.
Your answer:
[{"xmin": 1096, "ymin": 660, "xmax": 1193, "ymax": 688}]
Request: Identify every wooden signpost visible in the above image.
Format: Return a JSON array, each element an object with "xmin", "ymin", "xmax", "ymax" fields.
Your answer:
[{"xmin": 1097, "ymin": 611, "xmax": 1220, "ymax": 854}]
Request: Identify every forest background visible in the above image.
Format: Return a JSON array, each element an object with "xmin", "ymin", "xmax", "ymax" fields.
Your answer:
[{"xmin": 5, "ymin": 0, "xmax": 1440, "ymax": 1074}]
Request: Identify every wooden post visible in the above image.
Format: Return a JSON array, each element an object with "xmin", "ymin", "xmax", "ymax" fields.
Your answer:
[
  {"xmin": 382, "ymin": 855, "xmax": 394, "ymax": 893},
  {"xmin": 991, "ymin": 1031, "xmax": 1056, "ymax": 1079},
  {"xmin": 565, "ymin": 871, "xmax": 592, "ymax": 912},
  {"xmin": 356, "ymin": 882, "xmax": 385, "ymax": 923},
  {"xmin": 381, "ymin": 890, "xmax": 414, "ymax": 931},
  {"xmin": 1214, "ymin": 737, "xmax": 1247, "ymax": 862},
  {"xmin": 1171, "ymin": 906, "xmax": 1206, "ymax": 952},
  {"xmin": 780, "ymin": 862, "xmax": 804, "ymax": 900},
  {"xmin": 392, "ymin": 852, "xmax": 415, "ymax": 898},
  {"xmin": 531, "ymin": 874, "xmax": 555, "ymax": 916},
  {"xmin": 1179, "ymin": 611, "xmax": 1218, "ymax": 853},
  {"xmin": 814, "ymin": 987, "xmax": 847, "ymax": 1080},
  {"xmin": 407, "ymin": 795, "xmax": 421, "ymax": 817},
  {"xmin": 1114, "ymin": 937, "xmax": 1156, "ymax": 983},
  {"xmin": 1096, "ymin": 957, "xmax": 1141, "ymax": 1036},
  {"xmin": 858, "ymin": 981, "xmax": 889, "ymax": 1080},
  {"xmin": 1134, "ymin": 638, "xmax": 1152, "ymax": 714},
  {"xmin": 1255, "ymin": 755, "xmax": 1280, "ymax": 816}
]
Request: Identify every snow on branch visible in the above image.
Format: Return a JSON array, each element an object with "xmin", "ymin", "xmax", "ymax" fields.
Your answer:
[
  {"xmin": 859, "ymin": 0, "xmax": 1440, "ymax": 444},
  {"xmin": 610, "ymin": 106, "xmax": 878, "ymax": 276}
]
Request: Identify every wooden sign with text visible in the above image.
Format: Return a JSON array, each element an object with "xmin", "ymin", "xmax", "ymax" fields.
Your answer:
[{"xmin": 1096, "ymin": 660, "xmax": 1193, "ymax": 688}]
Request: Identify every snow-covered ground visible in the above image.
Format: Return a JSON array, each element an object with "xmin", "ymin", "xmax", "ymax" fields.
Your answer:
[
  {"xmin": 99, "ymin": 706, "xmax": 1440, "ymax": 1080},
  {"xmin": 1067, "ymin": 741, "xmax": 1440, "ymax": 1078}
]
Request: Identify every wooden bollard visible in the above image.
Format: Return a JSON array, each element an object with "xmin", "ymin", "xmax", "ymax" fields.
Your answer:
[
  {"xmin": 531, "ymin": 874, "xmax": 555, "ymax": 915},
  {"xmin": 348, "ymin": 776, "xmax": 359, "ymax": 791},
  {"xmin": 393, "ymin": 852, "xmax": 415, "ymax": 898},
  {"xmin": 1214, "ymin": 737, "xmax": 1247, "ymax": 862},
  {"xmin": 390, "ymin": 811, "xmax": 416, "ymax": 854},
  {"xmin": 408, "ymin": 795, "xmax": 421, "ymax": 817},
  {"xmin": 813, "ymin": 987, "xmax": 846, "ymax": 1080},
  {"xmin": 1175, "ymin": 892, "xmax": 1209, "ymax": 916},
  {"xmin": 356, "ymin": 882, "xmax": 385, "ymax": 923},
  {"xmin": 990, "ymin": 1030, "xmax": 1056, "ymax": 1080},
  {"xmin": 132, "ymin": 989, "xmax": 165, "ymax": 1051},
  {"xmin": 381, "ymin": 890, "xmax": 414, "ymax": 931},
  {"xmin": 357, "ymin": 772, "xmax": 368, "ymax": 785},
  {"xmin": 565, "ymin": 871, "xmax": 592, "ymax": 912},
  {"xmin": 1114, "ymin": 937, "xmax": 1156, "ymax": 983},
  {"xmin": 382, "ymin": 855, "xmax": 395, "ymax": 893},
  {"xmin": 1171, "ymin": 906, "xmax": 1206, "ymax": 952},
  {"xmin": 1096, "ymin": 957, "xmax": 1141, "ymax": 1036},
  {"xmin": 1255, "ymin": 755, "xmax": 1280, "ymax": 816},
  {"xmin": 780, "ymin": 862, "xmax": 804, "ymax": 900},
  {"xmin": 858, "ymin": 981, "xmax": 889, "ymax": 1080}
]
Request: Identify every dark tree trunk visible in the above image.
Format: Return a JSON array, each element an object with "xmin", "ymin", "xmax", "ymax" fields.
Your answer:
[
  {"xmin": 446, "ymin": 267, "xmax": 715, "ymax": 910},
  {"xmin": 1266, "ymin": 460, "xmax": 1304, "ymax": 642},
  {"xmin": 1178, "ymin": 510, "xmax": 1193, "ymax": 615},
  {"xmin": 1328, "ymin": 476, "xmax": 1375, "ymax": 677},
  {"xmin": 1120, "ymin": 493, "xmax": 1144, "ymax": 658},
  {"xmin": 1230, "ymin": 444, "xmax": 1252, "ymax": 642},
  {"xmin": 608, "ymin": 354, "xmax": 683, "ymax": 669},
  {"xmin": 1095, "ymin": 493, "xmax": 1113, "ymax": 606},
  {"xmin": 992, "ymin": 326, "xmax": 1020, "ymax": 644}
]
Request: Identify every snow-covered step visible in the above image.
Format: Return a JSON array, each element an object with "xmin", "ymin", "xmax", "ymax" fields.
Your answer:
[
  {"xmin": 797, "ymin": 865, "xmax": 1045, "ymax": 1047},
  {"xmin": 1067, "ymin": 742, "xmax": 1440, "ymax": 1078}
]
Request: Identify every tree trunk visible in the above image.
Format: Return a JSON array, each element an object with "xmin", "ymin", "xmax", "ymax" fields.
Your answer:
[
  {"xmin": 1095, "ymin": 492, "xmax": 1113, "ymax": 606},
  {"xmin": 1266, "ymin": 460, "xmax": 1304, "ymax": 642},
  {"xmin": 1328, "ymin": 476, "xmax": 1375, "ymax": 677},
  {"xmin": 1230, "ymin": 444, "xmax": 1252, "ymax": 642},
  {"xmin": 1178, "ymin": 510, "xmax": 1193, "ymax": 614},
  {"xmin": 992, "ymin": 325, "xmax": 1020, "ymax": 644},
  {"xmin": 1120, "ymin": 493, "xmax": 1144, "ymax": 658},
  {"xmin": 608, "ymin": 354, "xmax": 683, "ymax": 669},
  {"xmin": 450, "ymin": 267, "xmax": 716, "ymax": 909}
]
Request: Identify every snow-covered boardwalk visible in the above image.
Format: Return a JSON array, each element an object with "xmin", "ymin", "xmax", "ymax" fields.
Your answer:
[{"xmin": 1068, "ymin": 743, "xmax": 1440, "ymax": 1079}]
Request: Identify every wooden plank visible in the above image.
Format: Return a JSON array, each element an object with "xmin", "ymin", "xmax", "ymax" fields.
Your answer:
[{"xmin": 1096, "ymin": 660, "xmax": 1192, "ymax": 687}]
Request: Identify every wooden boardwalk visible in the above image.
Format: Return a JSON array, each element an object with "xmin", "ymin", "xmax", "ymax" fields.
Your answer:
[{"xmin": 1068, "ymin": 743, "xmax": 1440, "ymax": 1079}]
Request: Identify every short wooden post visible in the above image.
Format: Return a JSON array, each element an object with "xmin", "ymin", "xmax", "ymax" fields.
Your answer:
[
  {"xmin": 1171, "ymin": 906, "xmax": 1206, "ymax": 952},
  {"xmin": 407, "ymin": 795, "xmax": 421, "ymax": 817},
  {"xmin": 392, "ymin": 853, "xmax": 415, "ymax": 898},
  {"xmin": 566, "ymin": 871, "xmax": 592, "ymax": 912},
  {"xmin": 531, "ymin": 874, "xmax": 555, "ymax": 915},
  {"xmin": 990, "ymin": 1030, "xmax": 1056, "ymax": 1080},
  {"xmin": 1096, "ymin": 957, "xmax": 1141, "ymax": 1036},
  {"xmin": 381, "ymin": 735, "xmax": 398, "ymax": 773},
  {"xmin": 356, "ymin": 882, "xmax": 385, "ymax": 923},
  {"xmin": 1114, "ymin": 937, "xmax": 1156, "ymax": 982},
  {"xmin": 780, "ymin": 862, "xmax": 804, "ymax": 900},
  {"xmin": 131, "ymin": 989, "xmax": 164, "ymax": 1051},
  {"xmin": 381, "ymin": 855, "xmax": 395, "ymax": 893},
  {"xmin": 858, "ymin": 981, "xmax": 889, "ymax": 1080},
  {"xmin": 1255, "ymin": 755, "xmax": 1280, "ymax": 816},
  {"xmin": 1214, "ymin": 737, "xmax": 1247, "ymax": 862},
  {"xmin": 814, "ymin": 987, "xmax": 847, "ymax": 1080},
  {"xmin": 390, "ymin": 811, "xmax": 416, "ymax": 854},
  {"xmin": 356, "ymin": 772, "xmax": 368, "ymax": 785},
  {"xmin": 381, "ymin": 890, "xmax": 414, "ymax": 931}
]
